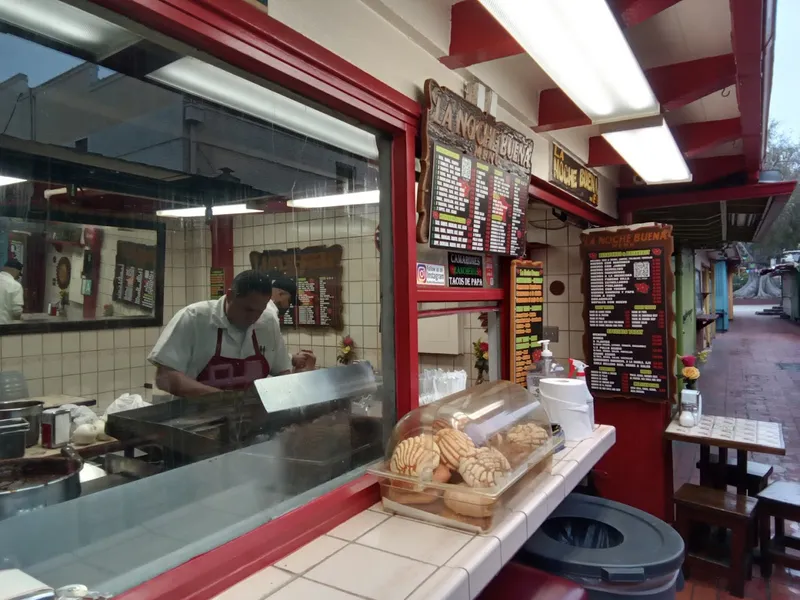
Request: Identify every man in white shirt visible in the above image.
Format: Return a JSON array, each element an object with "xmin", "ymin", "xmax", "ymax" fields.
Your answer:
[
  {"xmin": 0, "ymin": 259, "xmax": 24, "ymax": 325},
  {"xmin": 149, "ymin": 270, "xmax": 292, "ymax": 397},
  {"xmin": 267, "ymin": 275, "xmax": 316, "ymax": 372}
]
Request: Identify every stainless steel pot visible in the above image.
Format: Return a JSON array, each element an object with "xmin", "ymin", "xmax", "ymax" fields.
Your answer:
[
  {"xmin": 0, "ymin": 400, "xmax": 44, "ymax": 447},
  {"xmin": 0, "ymin": 445, "xmax": 83, "ymax": 521}
]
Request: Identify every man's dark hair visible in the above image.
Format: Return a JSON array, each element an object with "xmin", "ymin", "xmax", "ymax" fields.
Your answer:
[
  {"xmin": 3, "ymin": 259, "xmax": 22, "ymax": 271},
  {"xmin": 271, "ymin": 274, "xmax": 299, "ymax": 305},
  {"xmin": 230, "ymin": 270, "xmax": 272, "ymax": 297}
]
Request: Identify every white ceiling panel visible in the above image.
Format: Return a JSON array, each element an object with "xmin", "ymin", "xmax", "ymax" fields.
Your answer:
[{"xmin": 666, "ymin": 86, "xmax": 740, "ymax": 125}]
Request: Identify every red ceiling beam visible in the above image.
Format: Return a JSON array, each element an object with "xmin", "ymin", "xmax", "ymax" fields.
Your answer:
[
  {"xmin": 587, "ymin": 118, "xmax": 742, "ymax": 167},
  {"xmin": 610, "ymin": 0, "xmax": 684, "ymax": 28},
  {"xmin": 618, "ymin": 155, "xmax": 747, "ymax": 187},
  {"xmin": 730, "ymin": 0, "xmax": 774, "ymax": 180},
  {"xmin": 441, "ymin": 0, "xmax": 680, "ymax": 70},
  {"xmin": 536, "ymin": 54, "xmax": 736, "ymax": 133},
  {"xmin": 618, "ymin": 180, "xmax": 796, "ymax": 213}
]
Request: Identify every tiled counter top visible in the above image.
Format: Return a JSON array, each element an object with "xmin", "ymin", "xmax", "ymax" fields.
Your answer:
[{"xmin": 213, "ymin": 425, "xmax": 616, "ymax": 600}]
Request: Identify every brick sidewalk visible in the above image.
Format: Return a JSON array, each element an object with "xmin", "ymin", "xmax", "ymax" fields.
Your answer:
[{"xmin": 672, "ymin": 305, "xmax": 800, "ymax": 599}]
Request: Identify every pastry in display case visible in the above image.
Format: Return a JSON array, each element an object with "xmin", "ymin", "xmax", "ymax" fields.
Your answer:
[{"xmin": 368, "ymin": 380, "xmax": 562, "ymax": 533}]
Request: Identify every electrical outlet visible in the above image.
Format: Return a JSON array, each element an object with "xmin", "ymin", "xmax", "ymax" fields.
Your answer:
[{"xmin": 543, "ymin": 326, "xmax": 559, "ymax": 343}]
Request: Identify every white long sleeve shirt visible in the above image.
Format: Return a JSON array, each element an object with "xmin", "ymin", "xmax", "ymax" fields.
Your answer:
[{"xmin": 0, "ymin": 271, "xmax": 23, "ymax": 325}]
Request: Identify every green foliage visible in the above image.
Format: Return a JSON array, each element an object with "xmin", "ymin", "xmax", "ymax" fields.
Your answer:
[
  {"xmin": 732, "ymin": 273, "xmax": 748, "ymax": 291},
  {"xmin": 750, "ymin": 121, "xmax": 800, "ymax": 260}
]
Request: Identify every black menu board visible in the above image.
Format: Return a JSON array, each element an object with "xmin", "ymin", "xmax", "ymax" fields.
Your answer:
[
  {"xmin": 249, "ymin": 245, "xmax": 344, "ymax": 331},
  {"xmin": 510, "ymin": 260, "xmax": 544, "ymax": 388},
  {"xmin": 416, "ymin": 79, "xmax": 533, "ymax": 257},
  {"xmin": 113, "ymin": 241, "xmax": 157, "ymax": 310},
  {"xmin": 581, "ymin": 224, "xmax": 676, "ymax": 401},
  {"xmin": 428, "ymin": 145, "xmax": 527, "ymax": 255}
]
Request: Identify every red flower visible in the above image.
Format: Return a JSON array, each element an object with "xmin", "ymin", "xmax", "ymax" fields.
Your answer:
[
  {"xmin": 479, "ymin": 342, "xmax": 489, "ymax": 352},
  {"xmin": 343, "ymin": 336, "xmax": 354, "ymax": 347},
  {"xmin": 681, "ymin": 355, "xmax": 696, "ymax": 367}
]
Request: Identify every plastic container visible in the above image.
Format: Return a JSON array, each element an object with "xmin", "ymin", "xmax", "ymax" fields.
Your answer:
[
  {"xmin": 368, "ymin": 380, "xmax": 562, "ymax": 533},
  {"xmin": 517, "ymin": 494, "xmax": 684, "ymax": 600},
  {"xmin": 0, "ymin": 418, "xmax": 30, "ymax": 459}
]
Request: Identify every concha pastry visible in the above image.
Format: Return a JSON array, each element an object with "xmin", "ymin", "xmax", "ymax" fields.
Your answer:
[
  {"xmin": 458, "ymin": 447, "xmax": 511, "ymax": 488},
  {"xmin": 390, "ymin": 435, "xmax": 441, "ymax": 480},
  {"xmin": 431, "ymin": 418, "xmax": 453, "ymax": 433},
  {"xmin": 443, "ymin": 484, "xmax": 495, "ymax": 518},
  {"xmin": 435, "ymin": 428, "xmax": 477, "ymax": 470},
  {"xmin": 506, "ymin": 423, "xmax": 549, "ymax": 449}
]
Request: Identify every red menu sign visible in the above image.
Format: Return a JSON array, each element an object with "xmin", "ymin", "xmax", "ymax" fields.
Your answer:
[{"xmin": 581, "ymin": 224, "xmax": 676, "ymax": 401}]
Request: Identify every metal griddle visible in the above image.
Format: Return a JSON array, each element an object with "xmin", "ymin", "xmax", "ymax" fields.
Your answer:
[{"xmin": 105, "ymin": 364, "xmax": 383, "ymax": 470}]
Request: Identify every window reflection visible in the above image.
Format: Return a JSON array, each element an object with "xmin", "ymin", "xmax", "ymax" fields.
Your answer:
[{"xmin": 0, "ymin": 4, "xmax": 390, "ymax": 595}]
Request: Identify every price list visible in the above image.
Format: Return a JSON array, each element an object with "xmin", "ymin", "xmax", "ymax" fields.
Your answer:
[
  {"xmin": 279, "ymin": 274, "xmax": 341, "ymax": 329},
  {"xmin": 113, "ymin": 241, "xmax": 158, "ymax": 311},
  {"xmin": 584, "ymin": 243, "xmax": 669, "ymax": 399},
  {"xmin": 510, "ymin": 260, "xmax": 544, "ymax": 388},
  {"xmin": 429, "ymin": 144, "xmax": 525, "ymax": 256}
]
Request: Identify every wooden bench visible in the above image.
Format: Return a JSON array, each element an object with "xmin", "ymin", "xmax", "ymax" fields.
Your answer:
[
  {"xmin": 674, "ymin": 483, "xmax": 758, "ymax": 598},
  {"xmin": 696, "ymin": 454, "xmax": 773, "ymax": 495},
  {"xmin": 758, "ymin": 481, "xmax": 800, "ymax": 578}
]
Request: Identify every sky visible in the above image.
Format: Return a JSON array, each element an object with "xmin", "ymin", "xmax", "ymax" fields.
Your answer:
[{"xmin": 769, "ymin": 0, "xmax": 800, "ymax": 140}]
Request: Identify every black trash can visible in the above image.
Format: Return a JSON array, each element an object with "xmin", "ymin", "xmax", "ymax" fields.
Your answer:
[{"xmin": 515, "ymin": 494, "xmax": 684, "ymax": 600}]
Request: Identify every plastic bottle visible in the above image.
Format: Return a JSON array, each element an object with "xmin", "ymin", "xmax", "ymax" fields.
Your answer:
[
  {"xmin": 526, "ymin": 340, "xmax": 562, "ymax": 396},
  {"xmin": 568, "ymin": 359, "xmax": 595, "ymax": 428}
]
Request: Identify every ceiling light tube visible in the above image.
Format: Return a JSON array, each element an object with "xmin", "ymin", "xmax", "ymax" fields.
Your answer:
[
  {"xmin": 600, "ymin": 117, "xmax": 692, "ymax": 185},
  {"xmin": 148, "ymin": 57, "xmax": 379, "ymax": 160},
  {"xmin": 287, "ymin": 190, "xmax": 380, "ymax": 209},
  {"xmin": 0, "ymin": 0, "xmax": 139, "ymax": 59},
  {"xmin": 478, "ymin": 0, "xmax": 659, "ymax": 123},
  {"xmin": 156, "ymin": 204, "xmax": 262, "ymax": 218},
  {"xmin": 0, "ymin": 176, "xmax": 26, "ymax": 188}
]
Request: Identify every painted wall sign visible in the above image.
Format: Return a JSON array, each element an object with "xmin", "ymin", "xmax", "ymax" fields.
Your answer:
[
  {"xmin": 447, "ymin": 252, "xmax": 483, "ymax": 287},
  {"xmin": 510, "ymin": 260, "xmax": 545, "ymax": 388},
  {"xmin": 210, "ymin": 267, "xmax": 225, "ymax": 299},
  {"xmin": 550, "ymin": 143, "xmax": 599, "ymax": 207},
  {"xmin": 416, "ymin": 79, "xmax": 531, "ymax": 256},
  {"xmin": 416, "ymin": 262, "xmax": 446, "ymax": 286},
  {"xmin": 581, "ymin": 223, "xmax": 677, "ymax": 402}
]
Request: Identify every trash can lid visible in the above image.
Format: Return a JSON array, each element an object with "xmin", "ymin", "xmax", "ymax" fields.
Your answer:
[{"xmin": 522, "ymin": 494, "xmax": 684, "ymax": 583}]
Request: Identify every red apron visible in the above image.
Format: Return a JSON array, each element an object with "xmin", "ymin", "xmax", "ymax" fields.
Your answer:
[{"xmin": 196, "ymin": 329, "xmax": 270, "ymax": 391}]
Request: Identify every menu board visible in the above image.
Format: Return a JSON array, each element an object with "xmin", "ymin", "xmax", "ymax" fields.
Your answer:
[
  {"xmin": 250, "ymin": 245, "xmax": 344, "ymax": 331},
  {"xmin": 510, "ymin": 260, "xmax": 544, "ymax": 388},
  {"xmin": 447, "ymin": 252, "xmax": 483, "ymax": 287},
  {"xmin": 113, "ymin": 241, "xmax": 157, "ymax": 310},
  {"xmin": 581, "ymin": 224, "xmax": 676, "ymax": 401},
  {"xmin": 416, "ymin": 79, "xmax": 534, "ymax": 257},
  {"xmin": 428, "ymin": 145, "xmax": 527, "ymax": 255},
  {"xmin": 210, "ymin": 268, "xmax": 225, "ymax": 299}
]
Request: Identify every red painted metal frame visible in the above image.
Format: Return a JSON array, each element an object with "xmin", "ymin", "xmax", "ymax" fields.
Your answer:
[
  {"xmin": 529, "ymin": 176, "xmax": 618, "ymax": 227},
  {"xmin": 80, "ymin": 1, "xmax": 420, "ymax": 598},
  {"xmin": 618, "ymin": 155, "xmax": 747, "ymax": 188},
  {"xmin": 609, "ymin": 0, "xmax": 683, "ymax": 28},
  {"xmin": 441, "ymin": 0, "xmax": 678, "ymax": 70},
  {"xmin": 618, "ymin": 180, "xmax": 797, "ymax": 213},
  {"xmin": 417, "ymin": 287, "xmax": 504, "ymax": 303},
  {"xmin": 587, "ymin": 117, "xmax": 742, "ymax": 167},
  {"xmin": 730, "ymin": 0, "xmax": 774, "ymax": 179},
  {"xmin": 536, "ymin": 54, "xmax": 736, "ymax": 133},
  {"xmin": 418, "ymin": 305, "xmax": 498, "ymax": 318}
]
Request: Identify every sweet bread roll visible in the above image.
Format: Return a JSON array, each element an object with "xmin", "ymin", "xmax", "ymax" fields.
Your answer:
[
  {"xmin": 443, "ymin": 484, "xmax": 495, "ymax": 518},
  {"xmin": 390, "ymin": 434, "xmax": 441, "ymax": 480},
  {"xmin": 458, "ymin": 447, "xmax": 511, "ymax": 488},
  {"xmin": 435, "ymin": 428, "xmax": 477, "ymax": 471}
]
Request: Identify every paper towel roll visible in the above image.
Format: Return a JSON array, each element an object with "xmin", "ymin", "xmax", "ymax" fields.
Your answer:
[{"xmin": 539, "ymin": 378, "xmax": 589, "ymax": 405}]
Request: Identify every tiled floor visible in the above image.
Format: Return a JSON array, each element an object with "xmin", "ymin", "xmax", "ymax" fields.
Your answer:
[{"xmin": 673, "ymin": 304, "xmax": 800, "ymax": 600}]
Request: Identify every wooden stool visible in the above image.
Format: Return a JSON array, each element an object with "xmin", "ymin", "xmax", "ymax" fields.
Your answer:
[
  {"xmin": 697, "ymin": 455, "xmax": 773, "ymax": 495},
  {"xmin": 758, "ymin": 481, "xmax": 800, "ymax": 578},
  {"xmin": 674, "ymin": 483, "xmax": 758, "ymax": 598}
]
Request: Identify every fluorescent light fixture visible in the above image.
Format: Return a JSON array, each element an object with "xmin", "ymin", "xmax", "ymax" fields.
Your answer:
[
  {"xmin": 479, "ymin": 0, "xmax": 659, "ymax": 123},
  {"xmin": 0, "ymin": 0, "xmax": 139, "ymax": 59},
  {"xmin": 287, "ymin": 190, "xmax": 380, "ymax": 209},
  {"xmin": 0, "ymin": 176, "xmax": 26, "ymax": 188},
  {"xmin": 156, "ymin": 204, "xmax": 262, "ymax": 218},
  {"xmin": 149, "ymin": 57, "xmax": 379, "ymax": 160},
  {"xmin": 600, "ymin": 117, "xmax": 691, "ymax": 184}
]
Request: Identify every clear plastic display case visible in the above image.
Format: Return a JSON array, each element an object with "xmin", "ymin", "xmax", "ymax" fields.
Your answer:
[{"xmin": 368, "ymin": 380, "xmax": 562, "ymax": 533}]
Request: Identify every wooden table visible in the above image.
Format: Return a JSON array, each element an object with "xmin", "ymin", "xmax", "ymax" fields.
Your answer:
[
  {"xmin": 21, "ymin": 438, "xmax": 122, "ymax": 460},
  {"xmin": 665, "ymin": 415, "xmax": 786, "ymax": 495}
]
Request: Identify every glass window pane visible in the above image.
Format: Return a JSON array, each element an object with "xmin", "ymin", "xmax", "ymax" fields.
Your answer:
[{"xmin": 0, "ymin": 3, "xmax": 393, "ymax": 594}]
